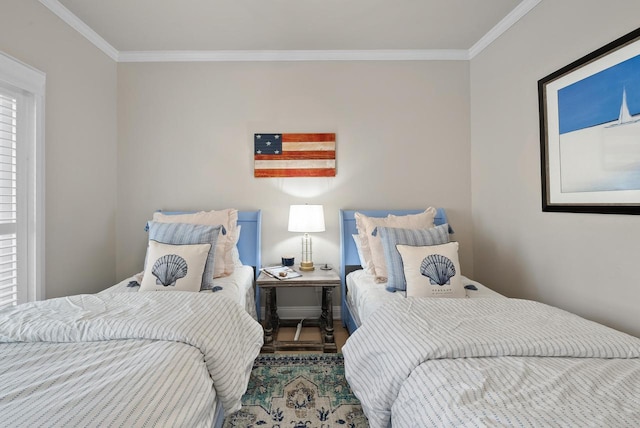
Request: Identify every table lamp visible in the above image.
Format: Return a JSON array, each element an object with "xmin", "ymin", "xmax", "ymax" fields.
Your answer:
[{"xmin": 288, "ymin": 204, "xmax": 325, "ymax": 271}]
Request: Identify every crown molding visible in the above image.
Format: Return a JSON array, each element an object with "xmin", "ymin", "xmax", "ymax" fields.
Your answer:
[
  {"xmin": 468, "ymin": 0, "xmax": 542, "ymax": 59},
  {"xmin": 39, "ymin": 0, "xmax": 119, "ymax": 61},
  {"xmin": 40, "ymin": 0, "xmax": 540, "ymax": 63},
  {"xmin": 117, "ymin": 49, "xmax": 469, "ymax": 62}
]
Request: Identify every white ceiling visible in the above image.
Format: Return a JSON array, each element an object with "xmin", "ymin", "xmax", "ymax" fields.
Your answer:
[{"xmin": 40, "ymin": 0, "xmax": 540, "ymax": 62}]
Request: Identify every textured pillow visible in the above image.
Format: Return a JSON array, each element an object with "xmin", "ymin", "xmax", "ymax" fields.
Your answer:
[
  {"xmin": 153, "ymin": 209, "xmax": 238, "ymax": 277},
  {"xmin": 352, "ymin": 234, "xmax": 367, "ymax": 269},
  {"xmin": 140, "ymin": 241, "xmax": 211, "ymax": 292},
  {"xmin": 355, "ymin": 208, "xmax": 437, "ymax": 282},
  {"xmin": 231, "ymin": 225, "xmax": 243, "ymax": 268},
  {"xmin": 397, "ymin": 242, "xmax": 465, "ymax": 298},
  {"xmin": 379, "ymin": 223, "xmax": 450, "ymax": 292},
  {"xmin": 147, "ymin": 221, "xmax": 222, "ymax": 290},
  {"xmin": 354, "ymin": 213, "xmax": 377, "ymax": 275}
]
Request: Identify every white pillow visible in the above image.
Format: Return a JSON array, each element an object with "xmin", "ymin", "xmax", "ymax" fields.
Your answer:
[
  {"xmin": 153, "ymin": 209, "xmax": 238, "ymax": 278},
  {"xmin": 397, "ymin": 242, "xmax": 465, "ymax": 298},
  {"xmin": 355, "ymin": 208, "xmax": 437, "ymax": 282},
  {"xmin": 231, "ymin": 225, "xmax": 243, "ymax": 268},
  {"xmin": 140, "ymin": 240, "xmax": 211, "ymax": 292},
  {"xmin": 351, "ymin": 234, "xmax": 367, "ymax": 269}
]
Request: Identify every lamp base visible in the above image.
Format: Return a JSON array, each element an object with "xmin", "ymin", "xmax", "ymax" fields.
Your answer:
[{"xmin": 299, "ymin": 261, "xmax": 315, "ymax": 271}]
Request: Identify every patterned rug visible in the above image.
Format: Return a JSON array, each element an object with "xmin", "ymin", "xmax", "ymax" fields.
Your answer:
[{"xmin": 223, "ymin": 353, "xmax": 368, "ymax": 428}]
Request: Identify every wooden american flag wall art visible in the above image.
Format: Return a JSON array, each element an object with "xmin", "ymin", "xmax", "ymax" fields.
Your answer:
[{"xmin": 254, "ymin": 133, "xmax": 336, "ymax": 177}]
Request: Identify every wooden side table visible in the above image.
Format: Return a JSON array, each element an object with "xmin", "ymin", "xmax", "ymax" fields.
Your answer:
[{"xmin": 257, "ymin": 265, "xmax": 340, "ymax": 353}]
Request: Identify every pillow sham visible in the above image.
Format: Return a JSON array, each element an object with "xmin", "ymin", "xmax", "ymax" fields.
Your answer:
[
  {"xmin": 140, "ymin": 240, "xmax": 211, "ymax": 292},
  {"xmin": 231, "ymin": 225, "xmax": 243, "ymax": 268},
  {"xmin": 397, "ymin": 242, "xmax": 465, "ymax": 298},
  {"xmin": 355, "ymin": 207, "xmax": 437, "ymax": 282},
  {"xmin": 352, "ymin": 234, "xmax": 367, "ymax": 269},
  {"xmin": 379, "ymin": 223, "xmax": 450, "ymax": 292},
  {"xmin": 147, "ymin": 221, "xmax": 222, "ymax": 290},
  {"xmin": 153, "ymin": 209, "xmax": 238, "ymax": 278}
]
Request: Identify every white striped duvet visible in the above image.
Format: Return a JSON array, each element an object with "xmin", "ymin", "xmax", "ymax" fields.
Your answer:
[
  {"xmin": 347, "ymin": 271, "xmax": 504, "ymax": 325},
  {"xmin": 343, "ymin": 298, "xmax": 640, "ymax": 428},
  {"xmin": 101, "ymin": 265, "xmax": 258, "ymax": 320},
  {"xmin": 0, "ymin": 292, "xmax": 263, "ymax": 427}
]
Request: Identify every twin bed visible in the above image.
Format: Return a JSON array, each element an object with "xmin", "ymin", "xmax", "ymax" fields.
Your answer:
[
  {"xmin": 0, "ymin": 209, "xmax": 263, "ymax": 428},
  {"xmin": 340, "ymin": 208, "xmax": 640, "ymax": 428},
  {"xmin": 339, "ymin": 208, "xmax": 501, "ymax": 333},
  {"xmin": 102, "ymin": 210, "xmax": 263, "ymax": 320}
]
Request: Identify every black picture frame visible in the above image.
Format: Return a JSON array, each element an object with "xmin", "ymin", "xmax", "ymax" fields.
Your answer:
[{"xmin": 538, "ymin": 27, "xmax": 640, "ymax": 215}]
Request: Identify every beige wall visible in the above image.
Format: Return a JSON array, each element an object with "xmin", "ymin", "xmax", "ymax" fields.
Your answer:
[
  {"xmin": 0, "ymin": 0, "xmax": 118, "ymax": 297},
  {"xmin": 117, "ymin": 61, "xmax": 472, "ymax": 308},
  {"xmin": 11, "ymin": 0, "xmax": 635, "ymax": 337},
  {"xmin": 471, "ymin": 0, "xmax": 640, "ymax": 336}
]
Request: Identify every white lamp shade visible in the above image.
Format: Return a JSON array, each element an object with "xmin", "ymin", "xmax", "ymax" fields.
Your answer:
[{"xmin": 288, "ymin": 205, "xmax": 325, "ymax": 232}]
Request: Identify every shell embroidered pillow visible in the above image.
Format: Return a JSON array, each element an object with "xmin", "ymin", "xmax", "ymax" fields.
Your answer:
[
  {"xmin": 147, "ymin": 222, "xmax": 222, "ymax": 290},
  {"xmin": 140, "ymin": 240, "xmax": 211, "ymax": 292},
  {"xmin": 379, "ymin": 224, "xmax": 451, "ymax": 292},
  {"xmin": 397, "ymin": 242, "xmax": 465, "ymax": 298}
]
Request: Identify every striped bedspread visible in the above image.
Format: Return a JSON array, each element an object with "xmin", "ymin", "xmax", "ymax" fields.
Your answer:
[
  {"xmin": 0, "ymin": 292, "xmax": 263, "ymax": 427},
  {"xmin": 343, "ymin": 298, "xmax": 640, "ymax": 428}
]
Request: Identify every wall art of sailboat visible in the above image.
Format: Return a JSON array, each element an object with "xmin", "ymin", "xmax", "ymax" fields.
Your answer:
[
  {"xmin": 601, "ymin": 87, "xmax": 640, "ymax": 175},
  {"xmin": 607, "ymin": 87, "xmax": 640, "ymax": 127}
]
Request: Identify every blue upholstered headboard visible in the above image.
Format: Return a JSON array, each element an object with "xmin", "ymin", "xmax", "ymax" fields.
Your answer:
[
  {"xmin": 236, "ymin": 210, "xmax": 262, "ymax": 271},
  {"xmin": 338, "ymin": 208, "xmax": 450, "ymax": 333}
]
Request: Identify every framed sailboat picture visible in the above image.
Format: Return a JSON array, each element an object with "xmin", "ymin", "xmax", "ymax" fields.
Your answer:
[{"xmin": 539, "ymin": 27, "xmax": 640, "ymax": 214}]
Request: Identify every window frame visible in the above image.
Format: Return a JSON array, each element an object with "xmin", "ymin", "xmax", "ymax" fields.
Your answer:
[{"xmin": 0, "ymin": 51, "xmax": 45, "ymax": 304}]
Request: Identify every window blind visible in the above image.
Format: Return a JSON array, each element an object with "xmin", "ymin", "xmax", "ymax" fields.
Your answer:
[{"xmin": 0, "ymin": 91, "xmax": 17, "ymax": 309}]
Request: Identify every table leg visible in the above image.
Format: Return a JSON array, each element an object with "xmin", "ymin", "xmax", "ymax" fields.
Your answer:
[
  {"xmin": 271, "ymin": 288, "xmax": 279, "ymax": 328},
  {"xmin": 322, "ymin": 286, "xmax": 335, "ymax": 344},
  {"xmin": 263, "ymin": 288, "xmax": 273, "ymax": 344}
]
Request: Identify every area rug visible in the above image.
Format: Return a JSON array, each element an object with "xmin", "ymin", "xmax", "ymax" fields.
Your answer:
[{"xmin": 223, "ymin": 353, "xmax": 368, "ymax": 428}]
